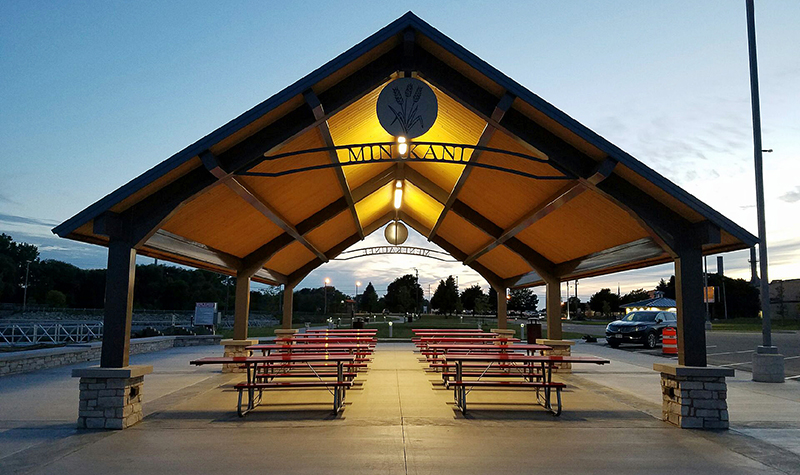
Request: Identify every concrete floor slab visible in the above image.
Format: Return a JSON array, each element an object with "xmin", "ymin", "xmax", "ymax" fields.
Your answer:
[{"xmin": 1, "ymin": 342, "xmax": 799, "ymax": 474}]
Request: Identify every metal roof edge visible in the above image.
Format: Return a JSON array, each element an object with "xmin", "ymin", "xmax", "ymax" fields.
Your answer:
[{"xmin": 53, "ymin": 12, "xmax": 420, "ymax": 238}]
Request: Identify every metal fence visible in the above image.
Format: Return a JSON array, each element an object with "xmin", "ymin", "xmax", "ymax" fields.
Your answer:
[{"xmin": 0, "ymin": 322, "xmax": 103, "ymax": 345}]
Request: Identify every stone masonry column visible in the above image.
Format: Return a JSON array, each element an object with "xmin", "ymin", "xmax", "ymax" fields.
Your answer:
[
  {"xmin": 654, "ymin": 363, "xmax": 734, "ymax": 429},
  {"xmin": 220, "ymin": 339, "xmax": 257, "ymax": 373},
  {"xmin": 73, "ymin": 365, "xmax": 152, "ymax": 429},
  {"xmin": 535, "ymin": 339, "xmax": 575, "ymax": 374}
]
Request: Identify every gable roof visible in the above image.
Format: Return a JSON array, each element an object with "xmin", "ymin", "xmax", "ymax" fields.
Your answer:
[{"xmin": 53, "ymin": 12, "xmax": 757, "ymax": 287}]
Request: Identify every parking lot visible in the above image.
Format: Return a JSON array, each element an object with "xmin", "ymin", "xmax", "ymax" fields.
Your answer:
[{"xmin": 552, "ymin": 322, "xmax": 800, "ymax": 379}]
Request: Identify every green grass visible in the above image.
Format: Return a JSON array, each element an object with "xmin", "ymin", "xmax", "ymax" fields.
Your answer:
[
  {"xmin": 564, "ymin": 320, "xmax": 613, "ymax": 325},
  {"xmin": 710, "ymin": 318, "xmax": 800, "ymax": 332},
  {"xmin": 227, "ymin": 314, "xmax": 598, "ymax": 340}
]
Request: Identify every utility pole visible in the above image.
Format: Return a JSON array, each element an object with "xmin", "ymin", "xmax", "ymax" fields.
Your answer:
[
  {"xmin": 324, "ymin": 278, "xmax": 330, "ymax": 315},
  {"xmin": 746, "ymin": 0, "xmax": 783, "ymax": 382},
  {"xmin": 414, "ymin": 268, "xmax": 419, "ymax": 316},
  {"xmin": 565, "ymin": 281, "xmax": 570, "ymax": 320}
]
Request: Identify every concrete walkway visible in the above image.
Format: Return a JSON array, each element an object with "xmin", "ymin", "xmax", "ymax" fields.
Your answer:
[{"xmin": 0, "ymin": 343, "xmax": 798, "ymax": 474}]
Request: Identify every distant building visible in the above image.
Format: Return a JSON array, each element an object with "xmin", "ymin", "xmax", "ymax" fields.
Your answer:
[
  {"xmin": 770, "ymin": 279, "xmax": 800, "ymax": 320},
  {"xmin": 621, "ymin": 291, "xmax": 677, "ymax": 314}
]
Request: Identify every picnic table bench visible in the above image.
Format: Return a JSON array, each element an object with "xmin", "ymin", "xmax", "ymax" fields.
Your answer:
[
  {"xmin": 444, "ymin": 354, "xmax": 610, "ymax": 416},
  {"xmin": 190, "ymin": 354, "xmax": 355, "ymax": 416}
]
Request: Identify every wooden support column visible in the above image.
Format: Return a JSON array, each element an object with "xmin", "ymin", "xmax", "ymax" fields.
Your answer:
[
  {"xmin": 495, "ymin": 285, "xmax": 508, "ymax": 330},
  {"xmin": 674, "ymin": 244, "xmax": 707, "ymax": 367},
  {"xmin": 282, "ymin": 284, "xmax": 295, "ymax": 330},
  {"xmin": 545, "ymin": 276, "xmax": 562, "ymax": 340},
  {"xmin": 100, "ymin": 239, "xmax": 137, "ymax": 368},
  {"xmin": 233, "ymin": 274, "xmax": 251, "ymax": 340}
]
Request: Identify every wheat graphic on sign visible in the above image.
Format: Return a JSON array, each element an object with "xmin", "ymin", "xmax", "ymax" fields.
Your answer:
[{"xmin": 388, "ymin": 84, "xmax": 424, "ymax": 135}]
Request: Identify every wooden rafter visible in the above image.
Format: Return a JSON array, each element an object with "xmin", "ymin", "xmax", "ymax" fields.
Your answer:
[
  {"xmin": 462, "ymin": 157, "xmax": 618, "ymax": 266},
  {"xmin": 201, "ymin": 151, "xmax": 328, "ymax": 264},
  {"xmin": 304, "ymin": 89, "xmax": 365, "ymax": 239},
  {"xmin": 397, "ymin": 211, "xmax": 505, "ymax": 288}
]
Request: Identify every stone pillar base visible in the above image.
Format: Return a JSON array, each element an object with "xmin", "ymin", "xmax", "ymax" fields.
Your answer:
[
  {"xmin": 274, "ymin": 328, "xmax": 298, "ymax": 338},
  {"xmin": 72, "ymin": 365, "xmax": 153, "ymax": 430},
  {"xmin": 752, "ymin": 351, "xmax": 785, "ymax": 383},
  {"xmin": 536, "ymin": 339, "xmax": 575, "ymax": 373},
  {"xmin": 654, "ymin": 363, "xmax": 734, "ymax": 430},
  {"xmin": 221, "ymin": 339, "xmax": 257, "ymax": 373},
  {"xmin": 491, "ymin": 328, "xmax": 516, "ymax": 340}
]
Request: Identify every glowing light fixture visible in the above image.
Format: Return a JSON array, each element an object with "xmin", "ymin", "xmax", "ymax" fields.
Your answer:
[
  {"xmin": 324, "ymin": 277, "xmax": 331, "ymax": 285},
  {"xmin": 393, "ymin": 180, "xmax": 403, "ymax": 209},
  {"xmin": 397, "ymin": 136, "xmax": 408, "ymax": 157}
]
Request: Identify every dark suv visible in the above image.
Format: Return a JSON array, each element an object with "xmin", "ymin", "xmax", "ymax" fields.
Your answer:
[{"xmin": 605, "ymin": 311, "xmax": 677, "ymax": 349}]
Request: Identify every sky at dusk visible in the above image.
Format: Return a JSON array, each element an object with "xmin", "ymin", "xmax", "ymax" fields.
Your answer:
[{"xmin": 1, "ymin": 1, "xmax": 798, "ymax": 304}]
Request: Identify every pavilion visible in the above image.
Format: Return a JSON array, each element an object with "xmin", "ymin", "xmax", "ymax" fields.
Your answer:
[{"xmin": 53, "ymin": 12, "xmax": 755, "ymax": 429}]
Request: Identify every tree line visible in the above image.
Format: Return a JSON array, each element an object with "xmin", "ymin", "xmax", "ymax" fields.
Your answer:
[{"xmin": 1, "ymin": 234, "xmax": 760, "ymax": 319}]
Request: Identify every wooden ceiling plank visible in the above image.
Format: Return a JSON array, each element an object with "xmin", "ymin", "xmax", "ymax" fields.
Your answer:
[{"xmin": 427, "ymin": 92, "xmax": 515, "ymax": 240}]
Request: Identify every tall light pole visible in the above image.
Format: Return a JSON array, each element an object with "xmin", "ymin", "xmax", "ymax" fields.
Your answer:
[
  {"xmin": 413, "ymin": 268, "xmax": 419, "ymax": 316},
  {"xmin": 22, "ymin": 260, "xmax": 31, "ymax": 314},
  {"xmin": 355, "ymin": 281, "xmax": 361, "ymax": 313},
  {"xmin": 324, "ymin": 277, "xmax": 330, "ymax": 315},
  {"xmin": 746, "ymin": 0, "xmax": 783, "ymax": 382}
]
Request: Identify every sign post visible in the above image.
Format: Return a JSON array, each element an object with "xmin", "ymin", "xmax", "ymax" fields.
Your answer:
[{"xmin": 194, "ymin": 302, "xmax": 218, "ymax": 334}]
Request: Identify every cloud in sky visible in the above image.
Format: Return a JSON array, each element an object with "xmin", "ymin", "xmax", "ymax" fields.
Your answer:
[
  {"xmin": 779, "ymin": 186, "xmax": 800, "ymax": 203},
  {"xmin": 0, "ymin": 213, "xmax": 60, "ymax": 228}
]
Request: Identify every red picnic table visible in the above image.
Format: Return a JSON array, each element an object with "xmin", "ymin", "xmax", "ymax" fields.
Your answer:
[
  {"xmin": 248, "ymin": 343, "xmax": 373, "ymax": 355},
  {"xmin": 306, "ymin": 329, "xmax": 377, "ymax": 333},
  {"xmin": 191, "ymin": 354, "xmax": 355, "ymax": 416},
  {"xmin": 276, "ymin": 336, "xmax": 376, "ymax": 345},
  {"xmin": 424, "ymin": 343, "xmax": 551, "ymax": 358},
  {"xmin": 415, "ymin": 337, "xmax": 519, "ymax": 351},
  {"xmin": 444, "ymin": 354, "xmax": 610, "ymax": 416},
  {"xmin": 413, "ymin": 328, "xmax": 485, "ymax": 333}
]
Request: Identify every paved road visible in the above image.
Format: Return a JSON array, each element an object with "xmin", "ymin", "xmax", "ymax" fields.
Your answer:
[{"xmin": 537, "ymin": 321, "xmax": 800, "ymax": 379}]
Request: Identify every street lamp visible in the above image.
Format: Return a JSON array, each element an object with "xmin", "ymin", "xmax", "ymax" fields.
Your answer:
[
  {"xmin": 22, "ymin": 260, "xmax": 31, "ymax": 314},
  {"xmin": 324, "ymin": 278, "xmax": 330, "ymax": 315}
]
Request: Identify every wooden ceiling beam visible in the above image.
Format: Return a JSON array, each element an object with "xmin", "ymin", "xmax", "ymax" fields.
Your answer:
[
  {"xmin": 351, "ymin": 166, "xmax": 398, "ymax": 203},
  {"xmin": 449, "ymin": 199, "xmax": 556, "ymax": 278},
  {"xmin": 462, "ymin": 157, "xmax": 618, "ymax": 266},
  {"xmin": 505, "ymin": 237, "xmax": 668, "ymax": 289},
  {"xmin": 427, "ymin": 92, "xmax": 515, "ymax": 240},
  {"xmin": 396, "ymin": 211, "xmax": 505, "ymax": 289},
  {"xmin": 304, "ymin": 89, "xmax": 365, "ymax": 239},
  {"xmin": 287, "ymin": 232, "xmax": 361, "ymax": 287},
  {"xmin": 238, "ymin": 197, "xmax": 349, "ymax": 277},
  {"xmin": 201, "ymin": 151, "xmax": 327, "ymax": 265},
  {"xmin": 140, "ymin": 230, "xmax": 287, "ymax": 285},
  {"xmin": 463, "ymin": 181, "xmax": 584, "ymax": 265}
]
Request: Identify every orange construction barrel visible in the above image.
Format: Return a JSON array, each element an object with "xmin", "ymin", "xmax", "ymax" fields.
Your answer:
[{"xmin": 662, "ymin": 327, "xmax": 678, "ymax": 355}]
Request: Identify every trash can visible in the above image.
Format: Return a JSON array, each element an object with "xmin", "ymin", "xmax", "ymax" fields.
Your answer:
[
  {"xmin": 407, "ymin": 314, "xmax": 413, "ymax": 323},
  {"xmin": 352, "ymin": 318, "xmax": 364, "ymax": 329},
  {"xmin": 526, "ymin": 318, "xmax": 542, "ymax": 344}
]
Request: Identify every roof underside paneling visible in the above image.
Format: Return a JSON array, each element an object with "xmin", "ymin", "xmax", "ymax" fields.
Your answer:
[
  {"xmin": 160, "ymin": 184, "xmax": 284, "ymax": 259},
  {"xmin": 516, "ymin": 191, "xmax": 650, "ymax": 264}
]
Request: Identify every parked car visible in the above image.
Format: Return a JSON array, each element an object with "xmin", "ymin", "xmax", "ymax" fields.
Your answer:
[{"xmin": 605, "ymin": 311, "xmax": 677, "ymax": 349}]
